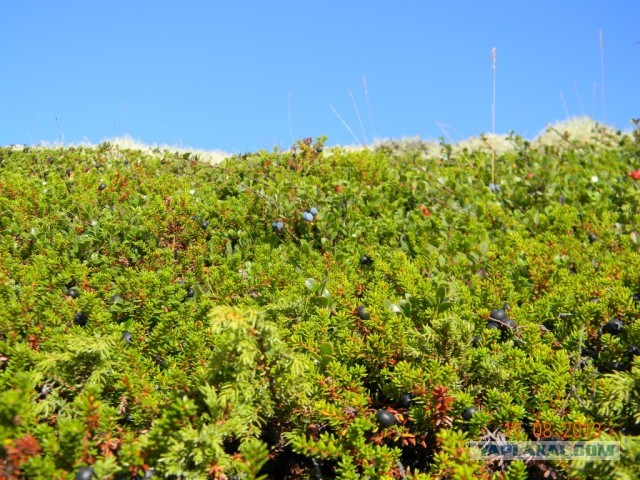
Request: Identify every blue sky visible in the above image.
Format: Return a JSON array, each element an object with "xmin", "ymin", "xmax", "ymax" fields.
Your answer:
[{"xmin": 1, "ymin": 1, "xmax": 638, "ymax": 153}]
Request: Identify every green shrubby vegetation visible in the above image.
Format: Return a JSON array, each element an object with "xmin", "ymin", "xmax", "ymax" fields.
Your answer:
[{"xmin": 1, "ymin": 121, "xmax": 640, "ymax": 478}]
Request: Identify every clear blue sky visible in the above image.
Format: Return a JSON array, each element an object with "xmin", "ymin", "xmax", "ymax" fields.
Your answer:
[{"xmin": 1, "ymin": 1, "xmax": 638, "ymax": 153}]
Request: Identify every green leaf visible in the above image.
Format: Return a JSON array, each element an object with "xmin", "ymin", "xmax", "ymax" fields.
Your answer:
[
  {"xmin": 437, "ymin": 302, "xmax": 453, "ymax": 313},
  {"xmin": 436, "ymin": 285, "xmax": 447, "ymax": 304},
  {"xmin": 305, "ymin": 278, "xmax": 320, "ymax": 293},
  {"xmin": 425, "ymin": 296, "xmax": 436, "ymax": 308},
  {"xmin": 318, "ymin": 342, "xmax": 334, "ymax": 357}
]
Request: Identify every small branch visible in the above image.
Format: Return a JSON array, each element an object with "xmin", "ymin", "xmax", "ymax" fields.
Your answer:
[{"xmin": 396, "ymin": 460, "xmax": 408, "ymax": 480}]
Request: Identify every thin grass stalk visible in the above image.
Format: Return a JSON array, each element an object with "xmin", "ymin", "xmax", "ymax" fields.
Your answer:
[
  {"xmin": 599, "ymin": 30, "xmax": 606, "ymax": 122},
  {"xmin": 574, "ymin": 81, "xmax": 585, "ymax": 116},
  {"xmin": 349, "ymin": 89, "xmax": 368, "ymax": 146},
  {"xmin": 288, "ymin": 91, "xmax": 294, "ymax": 145},
  {"xmin": 560, "ymin": 91, "xmax": 569, "ymax": 118},
  {"xmin": 363, "ymin": 75, "xmax": 375, "ymax": 140},
  {"xmin": 491, "ymin": 47, "xmax": 496, "ymax": 185},
  {"xmin": 330, "ymin": 104, "xmax": 361, "ymax": 145}
]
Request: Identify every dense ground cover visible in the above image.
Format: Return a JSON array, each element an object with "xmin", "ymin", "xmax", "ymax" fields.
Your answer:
[{"xmin": 1, "ymin": 123, "xmax": 640, "ymax": 479}]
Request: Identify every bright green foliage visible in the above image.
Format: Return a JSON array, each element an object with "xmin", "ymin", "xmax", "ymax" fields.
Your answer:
[{"xmin": 1, "ymin": 127, "xmax": 640, "ymax": 478}]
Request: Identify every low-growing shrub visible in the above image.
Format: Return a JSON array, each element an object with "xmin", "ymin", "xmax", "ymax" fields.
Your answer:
[{"xmin": 1, "ymin": 126, "xmax": 640, "ymax": 478}]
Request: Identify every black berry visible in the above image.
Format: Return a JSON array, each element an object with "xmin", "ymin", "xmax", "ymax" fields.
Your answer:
[
  {"xmin": 462, "ymin": 407, "xmax": 477, "ymax": 421},
  {"xmin": 398, "ymin": 393, "xmax": 413, "ymax": 409},
  {"xmin": 602, "ymin": 318, "xmax": 624, "ymax": 335},
  {"xmin": 67, "ymin": 288, "xmax": 80, "ymax": 299},
  {"xmin": 120, "ymin": 413, "xmax": 133, "ymax": 424},
  {"xmin": 375, "ymin": 409, "xmax": 397, "ymax": 427},
  {"xmin": 182, "ymin": 288, "xmax": 196, "ymax": 302},
  {"xmin": 359, "ymin": 255, "xmax": 373, "ymax": 266},
  {"xmin": 580, "ymin": 347, "xmax": 597, "ymax": 358},
  {"xmin": 501, "ymin": 318, "xmax": 517, "ymax": 330},
  {"xmin": 626, "ymin": 345, "xmax": 640, "ymax": 358},
  {"xmin": 588, "ymin": 233, "xmax": 598, "ymax": 243},
  {"xmin": 74, "ymin": 312, "xmax": 89, "ymax": 327},
  {"xmin": 490, "ymin": 309, "xmax": 507, "ymax": 321},
  {"xmin": 98, "ymin": 183, "xmax": 107, "ymax": 190},
  {"xmin": 75, "ymin": 466, "xmax": 94, "ymax": 480},
  {"xmin": 356, "ymin": 306, "xmax": 370, "ymax": 320},
  {"xmin": 121, "ymin": 331, "xmax": 132, "ymax": 345},
  {"xmin": 608, "ymin": 361, "xmax": 624, "ymax": 372}
]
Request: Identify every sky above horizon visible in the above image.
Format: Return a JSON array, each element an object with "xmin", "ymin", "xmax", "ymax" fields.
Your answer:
[{"xmin": 1, "ymin": 1, "xmax": 638, "ymax": 153}]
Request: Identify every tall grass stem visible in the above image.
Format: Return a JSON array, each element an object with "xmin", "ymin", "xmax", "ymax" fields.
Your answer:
[
  {"xmin": 491, "ymin": 47, "xmax": 496, "ymax": 184},
  {"xmin": 560, "ymin": 91, "xmax": 569, "ymax": 118},
  {"xmin": 349, "ymin": 89, "xmax": 368, "ymax": 146},
  {"xmin": 288, "ymin": 91, "xmax": 294, "ymax": 145},
  {"xmin": 363, "ymin": 75, "xmax": 375, "ymax": 140},
  {"xmin": 491, "ymin": 47, "xmax": 496, "ymax": 135},
  {"xmin": 330, "ymin": 104, "xmax": 361, "ymax": 145},
  {"xmin": 574, "ymin": 81, "xmax": 585, "ymax": 116},
  {"xmin": 599, "ymin": 30, "xmax": 606, "ymax": 122}
]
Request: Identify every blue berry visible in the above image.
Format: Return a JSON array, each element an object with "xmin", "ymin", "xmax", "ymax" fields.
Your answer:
[{"xmin": 309, "ymin": 207, "xmax": 318, "ymax": 216}]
